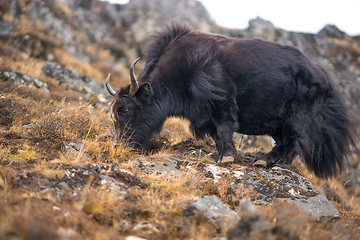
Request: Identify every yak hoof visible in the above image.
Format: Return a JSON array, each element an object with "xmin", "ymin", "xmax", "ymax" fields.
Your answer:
[
  {"xmin": 219, "ymin": 156, "xmax": 235, "ymax": 164},
  {"xmin": 271, "ymin": 166, "xmax": 285, "ymax": 171},
  {"xmin": 253, "ymin": 160, "xmax": 267, "ymax": 168}
]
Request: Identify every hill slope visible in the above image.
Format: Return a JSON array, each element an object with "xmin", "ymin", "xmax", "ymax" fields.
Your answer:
[{"xmin": 1, "ymin": 0, "xmax": 360, "ymax": 239}]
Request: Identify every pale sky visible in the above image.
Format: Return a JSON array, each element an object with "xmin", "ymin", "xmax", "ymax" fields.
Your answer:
[{"xmin": 104, "ymin": 0, "xmax": 360, "ymax": 36}]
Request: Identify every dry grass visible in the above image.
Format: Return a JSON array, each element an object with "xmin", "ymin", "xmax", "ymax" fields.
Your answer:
[{"xmin": 1, "ymin": 78, "xmax": 360, "ymax": 239}]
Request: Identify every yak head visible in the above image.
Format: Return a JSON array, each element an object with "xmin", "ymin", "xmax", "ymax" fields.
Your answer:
[{"xmin": 106, "ymin": 58, "xmax": 154, "ymax": 149}]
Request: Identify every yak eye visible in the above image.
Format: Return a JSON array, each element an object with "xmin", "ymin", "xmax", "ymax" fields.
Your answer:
[{"xmin": 122, "ymin": 107, "xmax": 130, "ymax": 115}]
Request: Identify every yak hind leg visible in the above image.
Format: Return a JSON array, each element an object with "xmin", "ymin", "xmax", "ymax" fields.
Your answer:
[
  {"xmin": 213, "ymin": 125, "xmax": 237, "ymax": 164},
  {"xmin": 253, "ymin": 142, "xmax": 285, "ymax": 168},
  {"xmin": 253, "ymin": 139, "xmax": 301, "ymax": 171},
  {"xmin": 272, "ymin": 141, "xmax": 301, "ymax": 170}
]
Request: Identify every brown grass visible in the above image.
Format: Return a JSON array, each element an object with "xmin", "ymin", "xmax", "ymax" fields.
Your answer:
[{"xmin": 1, "ymin": 77, "xmax": 360, "ymax": 239}]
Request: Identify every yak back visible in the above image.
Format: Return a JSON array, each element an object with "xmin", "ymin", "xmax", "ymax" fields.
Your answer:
[
  {"xmin": 138, "ymin": 23, "xmax": 326, "ymax": 94},
  {"xmin": 136, "ymin": 23, "xmax": 332, "ymax": 136}
]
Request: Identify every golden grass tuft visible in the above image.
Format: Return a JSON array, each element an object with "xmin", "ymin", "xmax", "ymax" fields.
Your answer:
[
  {"xmin": 28, "ymin": 100, "xmax": 106, "ymax": 140},
  {"xmin": 162, "ymin": 117, "xmax": 193, "ymax": 144},
  {"xmin": 0, "ymin": 93, "xmax": 36, "ymax": 128}
]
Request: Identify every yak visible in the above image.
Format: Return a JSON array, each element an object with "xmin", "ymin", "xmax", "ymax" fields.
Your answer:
[{"xmin": 105, "ymin": 23, "xmax": 357, "ymax": 179}]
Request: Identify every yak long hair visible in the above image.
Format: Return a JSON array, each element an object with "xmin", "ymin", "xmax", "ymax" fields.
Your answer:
[
  {"xmin": 298, "ymin": 78, "xmax": 358, "ymax": 178},
  {"xmin": 111, "ymin": 23, "xmax": 358, "ymax": 179}
]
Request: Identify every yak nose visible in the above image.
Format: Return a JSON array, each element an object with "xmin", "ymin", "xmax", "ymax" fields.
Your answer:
[{"xmin": 113, "ymin": 133, "xmax": 119, "ymax": 147}]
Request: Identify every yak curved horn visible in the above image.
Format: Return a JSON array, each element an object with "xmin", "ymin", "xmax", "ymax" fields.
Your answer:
[
  {"xmin": 129, "ymin": 57, "xmax": 141, "ymax": 95},
  {"xmin": 105, "ymin": 73, "xmax": 116, "ymax": 96}
]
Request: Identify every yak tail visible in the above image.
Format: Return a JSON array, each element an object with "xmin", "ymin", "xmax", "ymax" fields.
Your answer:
[{"xmin": 300, "ymin": 86, "xmax": 358, "ymax": 179}]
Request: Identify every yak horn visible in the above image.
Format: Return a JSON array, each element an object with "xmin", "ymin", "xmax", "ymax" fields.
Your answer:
[
  {"xmin": 129, "ymin": 57, "xmax": 141, "ymax": 95},
  {"xmin": 105, "ymin": 73, "xmax": 116, "ymax": 96}
]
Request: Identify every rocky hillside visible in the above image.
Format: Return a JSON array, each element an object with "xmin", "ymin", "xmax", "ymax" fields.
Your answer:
[
  {"xmin": 1, "ymin": 0, "xmax": 359, "ymax": 119},
  {"xmin": 1, "ymin": 0, "xmax": 360, "ymax": 239}
]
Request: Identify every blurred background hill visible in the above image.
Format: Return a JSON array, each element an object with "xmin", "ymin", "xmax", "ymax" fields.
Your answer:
[{"xmin": 1, "ymin": 0, "xmax": 359, "ymax": 119}]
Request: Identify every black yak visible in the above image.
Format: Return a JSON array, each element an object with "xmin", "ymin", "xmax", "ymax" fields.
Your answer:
[{"xmin": 106, "ymin": 23, "xmax": 357, "ymax": 179}]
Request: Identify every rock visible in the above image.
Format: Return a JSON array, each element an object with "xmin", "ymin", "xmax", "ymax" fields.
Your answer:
[
  {"xmin": 247, "ymin": 17, "xmax": 277, "ymax": 41},
  {"xmin": 151, "ymin": 159, "xmax": 180, "ymax": 175},
  {"xmin": 183, "ymin": 195, "xmax": 239, "ymax": 228},
  {"xmin": 279, "ymin": 195, "xmax": 341, "ymax": 222},
  {"xmin": 139, "ymin": 156, "xmax": 339, "ymax": 222},
  {"xmin": 318, "ymin": 25, "xmax": 348, "ymax": 39},
  {"xmin": 26, "ymin": 0, "xmax": 91, "ymax": 63},
  {"xmin": 0, "ymin": 20, "xmax": 15, "ymax": 37},
  {"xmin": 62, "ymin": 142, "xmax": 89, "ymax": 161},
  {"xmin": 227, "ymin": 199, "xmax": 266, "ymax": 239},
  {"xmin": 58, "ymin": 182, "xmax": 70, "ymax": 189},
  {"xmin": 57, "ymin": 227, "xmax": 79, "ymax": 240},
  {"xmin": 21, "ymin": 123, "xmax": 41, "ymax": 130},
  {"xmin": 205, "ymin": 164, "xmax": 341, "ymax": 221},
  {"xmin": 99, "ymin": 174, "xmax": 128, "ymax": 195},
  {"xmin": 125, "ymin": 236, "xmax": 148, "ymax": 240},
  {"xmin": 41, "ymin": 62, "xmax": 110, "ymax": 103},
  {"xmin": 132, "ymin": 222, "xmax": 160, "ymax": 238},
  {"xmin": 0, "ymin": 71, "xmax": 50, "ymax": 93},
  {"xmin": 133, "ymin": 159, "xmax": 180, "ymax": 175},
  {"xmin": 62, "ymin": 142, "xmax": 84, "ymax": 153},
  {"xmin": 89, "ymin": 163, "xmax": 110, "ymax": 173}
]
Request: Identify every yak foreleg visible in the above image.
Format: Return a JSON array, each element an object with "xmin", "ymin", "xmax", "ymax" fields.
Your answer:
[{"xmin": 213, "ymin": 125, "xmax": 237, "ymax": 164}]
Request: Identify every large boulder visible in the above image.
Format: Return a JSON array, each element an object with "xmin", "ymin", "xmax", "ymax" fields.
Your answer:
[
  {"xmin": 133, "ymin": 157, "xmax": 341, "ymax": 221},
  {"xmin": 41, "ymin": 61, "xmax": 110, "ymax": 104}
]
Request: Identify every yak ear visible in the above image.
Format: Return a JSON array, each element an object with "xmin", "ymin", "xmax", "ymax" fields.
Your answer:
[{"xmin": 138, "ymin": 82, "xmax": 153, "ymax": 96}]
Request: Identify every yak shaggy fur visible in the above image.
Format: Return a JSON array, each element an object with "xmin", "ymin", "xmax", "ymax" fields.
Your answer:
[{"xmin": 108, "ymin": 23, "xmax": 357, "ymax": 179}]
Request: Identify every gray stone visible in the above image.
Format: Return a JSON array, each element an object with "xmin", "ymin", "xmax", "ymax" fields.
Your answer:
[
  {"xmin": 205, "ymin": 164, "xmax": 341, "ymax": 221},
  {"xmin": 0, "ymin": 20, "xmax": 15, "ymax": 37},
  {"xmin": 62, "ymin": 142, "xmax": 88, "ymax": 160},
  {"xmin": 21, "ymin": 123, "xmax": 41, "ymax": 130},
  {"xmin": 152, "ymin": 160, "xmax": 180, "ymax": 175},
  {"xmin": 318, "ymin": 25, "xmax": 348, "ymax": 39},
  {"xmin": 125, "ymin": 236, "xmax": 148, "ymax": 240},
  {"xmin": 184, "ymin": 195, "xmax": 239, "ymax": 228},
  {"xmin": 227, "ymin": 199, "xmax": 266, "ymax": 239},
  {"xmin": 99, "ymin": 174, "xmax": 128, "ymax": 194},
  {"xmin": 41, "ymin": 62, "xmax": 110, "ymax": 103},
  {"xmin": 58, "ymin": 182, "xmax": 70, "ymax": 189},
  {"xmin": 0, "ymin": 71, "xmax": 50, "ymax": 93},
  {"xmin": 63, "ymin": 142, "xmax": 84, "ymax": 152},
  {"xmin": 134, "ymin": 159, "xmax": 180, "ymax": 175},
  {"xmin": 248, "ymin": 17, "xmax": 277, "ymax": 41},
  {"xmin": 279, "ymin": 195, "xmax": 341, "ymax": 221},
  {"xmin": 132, "ymin": 222, "xmax": 160, "ymax": 234}
]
